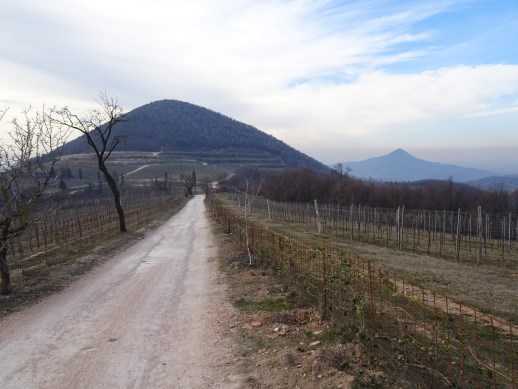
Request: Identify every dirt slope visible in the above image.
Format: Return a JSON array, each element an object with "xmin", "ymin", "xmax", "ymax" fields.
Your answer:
[{"xmin": 0, "ymin": 195, "xmax": 241, "ymax": 388}]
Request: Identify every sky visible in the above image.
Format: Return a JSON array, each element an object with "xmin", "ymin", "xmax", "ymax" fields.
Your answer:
[{"xmin": 1, "ymin": 0, "xmax": 517, "ymax": 173}]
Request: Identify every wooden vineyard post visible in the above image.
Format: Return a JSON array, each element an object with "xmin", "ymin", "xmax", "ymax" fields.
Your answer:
[
  {"xmin": 350, "ymin": 204, "xmax": 354, "ymax": 240},
  {"xmin": 433, "ymin": 211, "xmax": 437, "ymax": 242},
  {"xmin": 412, "ymin": 213, "xmax": 417, "ymax": 252},
  {"xmin": 396, "ymin": 206, "xmax": 400, "ymax": 248},
  {"xmin": 417, "ymin": 211, "xmax": 421, "ymax": 247},
  {"xmin": 336, "ymin": 205, "xmax": 339, "ymax": 238},
  {"xmin": 489, "ymin": 214, "xmax": 493, "ymax": 252},
  {"xmin": 428, "ymin": 211, "xmax": 432, "ymax": 253},
  {"xmin": 64, "ymin": 218, "xmax": 69, "ymax": 253},
  {"xmin": 502, "ymin": 216, "xmax": 506, "ymax": 262},
  {"xmin": 357, "ymin": 204, "xmax": 361, "ymax": 236},
  {"xmin": 477, "ymin": 206, "xmax": 483, "ymax": 265},
  {"xmin": 330, "ymin": 203, "xmax": 333, "ymax": 234},
  {"xmin": 441, "ymin": 210, "xmax": 446, "ymax": 256},
  {"xmin": 468, "ymin": 213, "xmax": 472, "ymax": 253},
  {"xmin": 43, "ymin": 222, "xmax": 48, "ymax": 266},
  {"xmin": 322, "ymin": 245, "xmax": 328, "ymax": 320},
  {"xmin": 314, "ymin": 200, "xmax": 322, "ymax": 234},
  {"xmin": 367, "ymin": 261, "xmax": 375, "ymax": 337},
  {"xmin": 385, "ymin": 213, "xmax": 389, "ymax": 247},
  {"xmin": 401, "ymin": 205, "xmax": 405, "ymax": 251},
  {"xmin": 455, "ymin": 208, "xmax": 460, "ymax": 261},
  {"xmin": 89, "ymin": 207, "xmax": 94, "ymax": 239}
]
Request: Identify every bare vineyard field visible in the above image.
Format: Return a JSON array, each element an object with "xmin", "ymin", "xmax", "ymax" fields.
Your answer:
[
  {"xmin": 8, "ymin": 149, "xmax": 226, "ymax": 288},
  {"xmin": 228, "ymin": 194, "xmax": 518, "ymax": 268},
  {"xmin": 5, "ymin": 190, "xmax": 185, "ymax": 288},
  {"xmin": 210, "ymin": 195, "xmax": 517, "ymax": 388},
  {"xmin": 220, "ymin": 194, "xmax": 518, "ymax": 323}
]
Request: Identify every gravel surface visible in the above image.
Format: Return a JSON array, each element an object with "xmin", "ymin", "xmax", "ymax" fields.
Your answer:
[{"xmin": 0, "ymin": 195, "xmax": 241, "ymax": 388}]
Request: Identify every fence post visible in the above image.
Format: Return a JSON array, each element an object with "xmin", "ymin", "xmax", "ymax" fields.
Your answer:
[
  {"xmin": 322, "ymin": 245, "xmax": 327, "ymax": 320},
  {"xmin": 456, "ymin": 208, "xmax": 461, "ymax": 260},
  {"xmin": 314, "ymin": 200, "xmax": 322, "ymax": 234},
  {"xmin": 477, "ymin": 206, "xmax": 483, "ymax": 264},
  {"xmin": 350, "ymin": 204, "xmax": 354, "ymax": 240},
  {"xmin": 399, "ymin": 206, "xmax": 405, "ymax": 251},
  {"xmin": 368, "ymin": 261, "xmax": 375, "ymax": 338}
]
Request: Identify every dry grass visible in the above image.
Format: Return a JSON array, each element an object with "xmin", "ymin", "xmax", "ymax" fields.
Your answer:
[{"xmin": 351, "ymin": 244, "xmax": 518, "ymax": 323}]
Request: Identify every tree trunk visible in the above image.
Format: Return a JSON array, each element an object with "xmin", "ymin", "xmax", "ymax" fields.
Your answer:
[
  {"xmin": 101, "ymin": 168, "xmax": 127, "ymax": 232},
  {"xmin": 114, "ymin": 191, "xmax": 127, "ymax": 233},
  {"xmin": 0, "ymin": 233, "xmax": 11, "ymax": 295}
]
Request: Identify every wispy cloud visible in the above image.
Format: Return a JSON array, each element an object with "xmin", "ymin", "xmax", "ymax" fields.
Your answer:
[
  {"xmin": 1, "ymin": 0, "xmax": 460, "ymax": 103},
  {"xmin": 253, "ymin": 65, "xmax": 517, "ymax": 139}
]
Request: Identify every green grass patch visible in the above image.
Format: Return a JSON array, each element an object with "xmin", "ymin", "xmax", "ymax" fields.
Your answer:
[
  {"xmin": 308, "ymin": 326, "xmax": 360, "ymax": 344},
  {"xmin": 233, "ymin": 297, "xmax": 293, "ymax": 312}
]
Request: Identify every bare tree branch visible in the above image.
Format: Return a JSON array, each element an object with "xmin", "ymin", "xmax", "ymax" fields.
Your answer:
[
  {"xmin": 0, "ymin": 106, "xmax": 70, "ymax": 295},
  {"xmin": 49, "ymin": 93, "xmax": 128, "ymax": 232}
]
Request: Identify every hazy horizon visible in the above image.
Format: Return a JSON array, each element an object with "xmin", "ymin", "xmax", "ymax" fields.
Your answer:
[{"xmin": 316, "ymin": 146, "xmax": 518, "ymax": 175}]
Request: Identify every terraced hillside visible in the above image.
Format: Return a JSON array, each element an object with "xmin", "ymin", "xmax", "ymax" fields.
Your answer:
[
  {"xmin": 159, "ymin": 149, "xmax": 285, "ymax": 169},
  {"xmin": 62, "ymin": 100, "xmax": 329, "ymax": 174},
  {"xmin": 54, "ymin": 152, "xmax": 227, "ymax": 191}
]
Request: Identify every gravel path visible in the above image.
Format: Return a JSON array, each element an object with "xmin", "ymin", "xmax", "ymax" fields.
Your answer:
[{"xmin": 0, "ymin": 195, "xmax": 241, "ymax": 388}]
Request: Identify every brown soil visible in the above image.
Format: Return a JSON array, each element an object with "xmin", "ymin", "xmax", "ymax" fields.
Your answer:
[{"xmin": 215, "ymin": 233, "xmax": 412, "ymax": 388}]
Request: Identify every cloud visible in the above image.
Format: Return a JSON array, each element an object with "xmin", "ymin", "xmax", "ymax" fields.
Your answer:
[
  {"xmin": 1, "ymin": 0, "xmax": 455, "ymax": 104},
  {"xmin": 253, "ymin": 64, "xmax": 518, "ymax": 132},
  {"xmin": 1, "ymin": 0, "xmax": 517, "ymax": 168},
  {"xmin": 246, "ymin": 64, "xmax": 518, "ymax": 167}
]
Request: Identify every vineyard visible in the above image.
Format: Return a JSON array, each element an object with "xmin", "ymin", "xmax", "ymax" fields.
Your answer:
[
  {"xmin": 225, "ymin": 193, "xmax": 518, "ymax": 266},
  {"xmin": 3, "ymin": 150, "xmax": 227, "ymax": 293},
  {"xmin": 5, "ymin": 188, "xmax": 184, "ymax": 286},
  {"xmin": 56, "ymin": 151, "xmax": 227, "ymax": 188},
  {"xmin": 209, "ymin": 194, "xmax": 517, "ymax": 388}
]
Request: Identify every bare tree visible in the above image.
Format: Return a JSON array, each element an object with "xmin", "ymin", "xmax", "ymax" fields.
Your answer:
[
  {"xmin": 51, "ymin": 94, "xmax": 128, "ymax": 232},
  {"xmin": 0, "ymin": 107, "xmax": 69, "ymax": 294},
  {"xmin": 180, "ymin": 173, "xmax": 195, "ymax": 196},
  {"xmin": 333, "ymin": 163, "xmax": 344, "ymax": 177},
  {"xmin": 333, "ymin": 163, "xmax": 352, "ymax": 178}
]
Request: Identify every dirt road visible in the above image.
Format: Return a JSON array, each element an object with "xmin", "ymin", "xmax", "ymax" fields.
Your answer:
[{"xmin": 0, "ymin": 195, "xmax": 241, "ymax": 388}]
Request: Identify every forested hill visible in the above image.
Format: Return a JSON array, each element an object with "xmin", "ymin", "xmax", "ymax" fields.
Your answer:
[{"xmin": 63, "ymin": 99, "xmax": 329, "ymax": 173}]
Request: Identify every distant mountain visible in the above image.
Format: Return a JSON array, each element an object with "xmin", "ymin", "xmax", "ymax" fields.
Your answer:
[
  {"xmin": 63, "ymin": 99, "xmax": 329, "ymax": 173},
  {"xmin": 342, "ymin": 149, "xmax": 495, "ymax": 183},
  {"xmin": 468, "ymin": 174, "xmax": 518, "ymax": 190}
]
